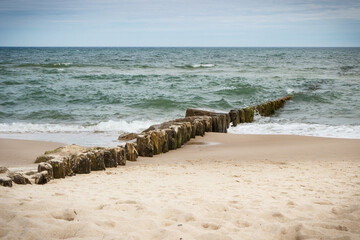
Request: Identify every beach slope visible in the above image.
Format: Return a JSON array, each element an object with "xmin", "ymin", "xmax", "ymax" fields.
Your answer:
[{"xmin": 0, "ymin": 133, "xmax": 359, "ymax": 240}]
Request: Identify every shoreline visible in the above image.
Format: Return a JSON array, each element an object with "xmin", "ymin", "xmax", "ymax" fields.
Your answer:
[
  {"xmin": 0, "ymin": 133, "xmax": 359, "ymax": 239},
  {"xmin": 2, "ymin": 121, "xmax": 359, "ymax": 147},
  {"xmin": 1, "ymin": 133, "xmax": 359, "ymax": 168}
]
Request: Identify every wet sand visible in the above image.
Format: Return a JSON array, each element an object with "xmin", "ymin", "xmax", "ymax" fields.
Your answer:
[
  {"xmin": 0, "ymin": 133, "xmax": 359, "ymax": 240},
  {"xmin": 0, "ymin": 138, "xmax": 65, "ymax": 168}
]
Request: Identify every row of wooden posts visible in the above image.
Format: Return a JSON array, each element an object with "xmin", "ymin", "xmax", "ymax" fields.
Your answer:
[
  {"xmin": 0, "ymin": 95, "xmax": 291, "ymax": 186},
  {"xmin": 136, "ymin": 95, "xmax": 292, "ymax": 157}
]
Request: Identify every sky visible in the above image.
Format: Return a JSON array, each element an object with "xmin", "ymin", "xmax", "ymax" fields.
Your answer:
[{"xmin": 0, "ymin": 0, "xmax": 359, "ymax": 47}]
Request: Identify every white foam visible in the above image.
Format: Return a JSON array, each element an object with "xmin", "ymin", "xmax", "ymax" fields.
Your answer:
[
  {"xmin": 0, "ymin": 119, "xmax": 158, "ymax": 134},
  {"xmin": 191, "ymin": 64, "xmax": 214, "ymax": 68},
  {"xmin": 228, "ymin": 120, "xmax": 360, "ymax": 139},
  {"xmin": 0, "ymin": 120, "xmax": 161, "ymax": 147},
  {"xmin": 54, "ymin": 62, "xmax": 72, "ymax": 66},
  {"xmin": 200, "ymin": 64, "xmax": 214, "ymax": 67},
  {"xmin": 218, "ymin": 86, "xmax": 237, "ymax": 90},
  {"xmin": 286, "ymin": 88, "xmax": 295, "ymax": 94}
]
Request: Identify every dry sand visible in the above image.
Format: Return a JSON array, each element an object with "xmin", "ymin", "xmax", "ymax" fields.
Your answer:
[
  {"xmin": 0, "ymin": 138, "xmax": 65, "ymax": 169},
  {"xmin": 0, "ymin": 133, "xmax": 359, "ymax": 240}
]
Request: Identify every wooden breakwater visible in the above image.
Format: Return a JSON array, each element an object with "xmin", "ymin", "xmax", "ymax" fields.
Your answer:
[
  {"xmin": 229, "ymin": 95, "xmax": 292, "ymax": 127},
  {"xmin": 0, "ymin": 143, "xmax": 139, "ymax": 186},
  {"xmin": 0, "ymin": 95, "xmax": 291, "ymax": 187},
  {"xmin": 136, "ymin": 95, "xmax": 292, "ymax": 157}
]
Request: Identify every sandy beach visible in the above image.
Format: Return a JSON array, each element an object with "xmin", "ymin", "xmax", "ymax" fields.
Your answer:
[
  {"xmin": 0, "ymin": 139, "xmax": 65, "ymax": 169},
  {"xmin": 0, "ymin": 133, "xmax": 359, "ymax": 240}
]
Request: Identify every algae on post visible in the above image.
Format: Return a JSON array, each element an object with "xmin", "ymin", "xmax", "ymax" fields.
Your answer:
[{"xmin": 44, "ymin": 147, "xmax": 64, "ymax": 155}]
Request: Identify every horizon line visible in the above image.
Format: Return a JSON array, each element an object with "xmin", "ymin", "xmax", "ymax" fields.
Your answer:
[{"xmin": 1, "ymin": 46, "xmax": 360, "ymax": 48}]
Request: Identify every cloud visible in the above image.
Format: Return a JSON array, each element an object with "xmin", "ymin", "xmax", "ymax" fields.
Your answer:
[
  {"xmin": 1, "ymin": 0, "xmax": 359, "ymax": 23},
  {"xmin": 0, "ymin": 0, "xmax": 359, "ymax": 46}
]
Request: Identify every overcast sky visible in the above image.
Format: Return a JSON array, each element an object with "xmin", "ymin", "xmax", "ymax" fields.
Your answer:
[{"xmin": 0, "ymin": 0, "xmax": 359, "ymax": 46}]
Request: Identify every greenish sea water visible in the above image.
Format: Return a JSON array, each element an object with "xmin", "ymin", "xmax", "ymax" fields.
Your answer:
[{"xmin": 1, "ymin": 47, "xmax": 359, "ymax": 146}]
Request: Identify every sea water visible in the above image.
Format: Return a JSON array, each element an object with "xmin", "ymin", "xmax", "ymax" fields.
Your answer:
[{"xmin": 1, "ymin": 47, "xmax": 359, "ymax": 146}]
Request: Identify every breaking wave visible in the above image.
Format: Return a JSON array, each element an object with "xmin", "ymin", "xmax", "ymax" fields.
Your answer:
[
  {"xmin": 0, "ymin": 119, "xmax": 159, "ymax": 134},
  {"xmin": 176, "ymin": 64, "xmax": 215, "ymax": 69},
  {"xmin": 228, "ymin": 117, "xmax": 360, "ymax": 139}
]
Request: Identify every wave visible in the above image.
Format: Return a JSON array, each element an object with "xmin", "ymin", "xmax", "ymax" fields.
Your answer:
[
  {"xmin": 0, "ymin": 69, "xmax": 16, "ymax": 76},
  {"xmin": 340, "ymin": 65, "xmax": 355, "ymax": 72},
  {"xmin": 268, "ymin": 53, "xmax": 286, "ymax": 57},
  {"xmin": 293, "ymin": 91, "xmax": 339, "ymax": 103},
  {"xmin": 129, "ymin": 97, "xmax": 183, "ymax": 109},
  {"xmin": 73, "ymin": 74, "xmax": 121, "ymax": 80},
  {"xmin": 214, "ymin": 85, "xmax": 258, "ymax": 96},
  {"xmin": 40, "ymin": 68, "xmax": 66, "ymax": 74},
  {"xmin": 176, "ymin": 64, "xmax": 215, "ymax": 69},
  {"xmin": 338, "ymin": 65, "xmax": 359, "ymax": 76},
  {"xmin": 25, "ymin": 110, "xmax": 75, "ymax": 121},
  {"xmin": 228, "ymin": 117, "xmax": 360, "ymax": 139},
  {"xmin": 16, "ymin": 63, "xmax": 73, "ymax": 68},
  {"xmin": 286, "ymin": 88, "xmax": 295, "ymax": 94},
  {"xmin": 0, "ymin": 120, "xmax": 159, "ymax": 134},
  {"xmin": 1, "ymin": 80, "xmax": 23, "ymax": 85},
  {"xmin": 131, "ymin": 64, "xmax": 156, "ymax": 69},
  {"xmin": 206, "ymin": 98, "xmax": 233, "ymax": 109}
]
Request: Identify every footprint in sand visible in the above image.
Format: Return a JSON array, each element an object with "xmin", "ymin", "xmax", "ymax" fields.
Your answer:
[
  {"xmin": 287, "ymin": 201, "xmax": 295, "ymax": 206},
  {"xmin": 315, "ymin": 223, "xmax": 348, "ymax": 231},
  {"xmin": 272, "ymin": 212, "xmax": 284, "ymax": 218},
  {"xmin": 115, "ymin": 200, "xmax": 137, "ymax": 204},
  {"xmin": 201, "ymin": 223, "xmax": 221, "ymax": 230},
  {"xmin": 269, "ymin": 211, "xmax": 289, "ymax": 223},
  {"xmin": 95, "ymin": 219, "xmax": 116, "ymax": 228},
  {"xmin": 51, "ymin": 208, "xmax": 77, "ymax": 221},
  {"xmin": 234, "ymin": 220, "xmax": 251, "ymax": 228},
  {"xmin": 279, "ymin": 224, "xmax": 304, "ymax": 240},
  {"xmin": 313, "ymin": 201, "xmax": 333, "ymax": 205},
  {"xmin": 97, "ymin": 204, "xmax": 107, "ymax": 210},
  {"xmin": 183, "ymin": 213, "xmax": 196, "ymax": 222}
]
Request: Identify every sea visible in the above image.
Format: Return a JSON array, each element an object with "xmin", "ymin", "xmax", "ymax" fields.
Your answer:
[{"xmin": 1, "ymin": 47, "xmax": 359, "ymax": 146}]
